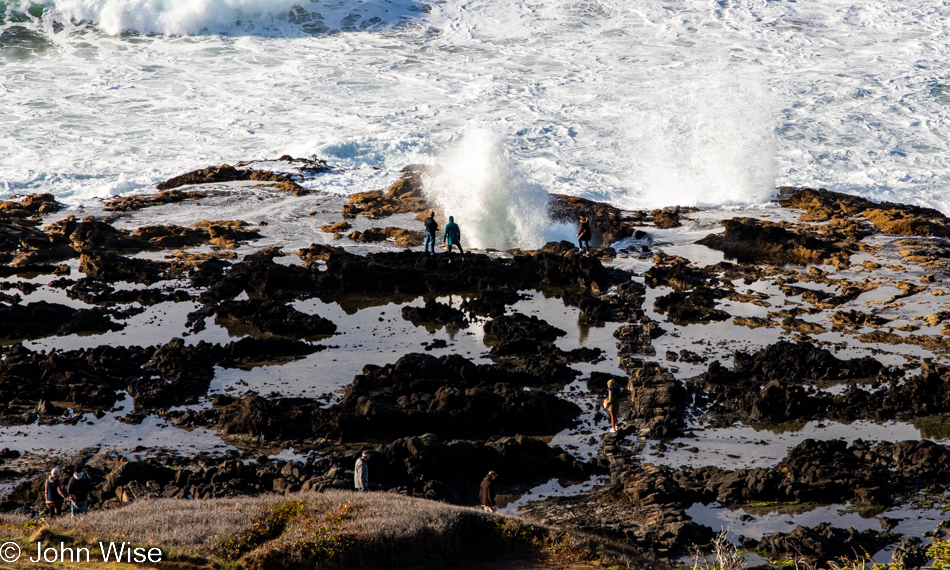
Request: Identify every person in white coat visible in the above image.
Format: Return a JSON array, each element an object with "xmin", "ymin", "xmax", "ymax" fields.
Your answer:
[{"xmin": 354, "ymin": 450, "xmax": 371, "ymax": 492}]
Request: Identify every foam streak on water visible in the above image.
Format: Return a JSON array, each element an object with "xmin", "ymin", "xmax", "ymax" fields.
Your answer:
[{"xmin": 1, "ymin": 0, "xmax": 950, "ymax": 213}]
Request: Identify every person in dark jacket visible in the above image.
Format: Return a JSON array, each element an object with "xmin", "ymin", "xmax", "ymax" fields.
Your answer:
[
  {"xmin": 67, "ymin": 466, "xmax": 93, "ymax": 517},
  {"xmin": 479, "ymin": 470, "xmax": 498, "ymax": 511},
  {"xmin": 443, "ymin": 216, "xmax": 464, "ymax": 256},
  {"xmin": 576, "ymin": 214, "xmax": 592, "ymax": 255},
  {"xmin": 605, "ymin": 379, "xmax": 620, "ymax": 433},
  {"xmin": 423, "ymin": 211, "xmax": 439, "ymax": 255},
  {"xmin": 45, "ymin": 467, "xmax": 66, "ymax": 517}
]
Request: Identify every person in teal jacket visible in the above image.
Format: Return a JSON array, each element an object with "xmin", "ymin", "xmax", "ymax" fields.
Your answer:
[{"xmin": 443, "ymin": 216, "xmax": 464, "ymax": 256}]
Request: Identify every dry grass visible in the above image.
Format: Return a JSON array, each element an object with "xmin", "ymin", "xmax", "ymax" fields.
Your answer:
[
  {"xmin": 50, "ymin": 493, "xmax": 287, "ymax": 549},
  {"xmin": 0, "ymin": 491, "xmax": 649, "ymax": 569},
  {"xmin": 28, "ymin": 490, "xmax": 479, "ymax": 551}
]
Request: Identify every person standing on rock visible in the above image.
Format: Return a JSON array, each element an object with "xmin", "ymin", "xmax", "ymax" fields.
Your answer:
[
  {"xmin": 576, "ymin": 214, "xmax": 592, "ymax": 255},
  {"xmin": 605, "ymin": 379, "xmax": 621, "ymax": 433},
  {"xmin": 44, "ymin": 467, "xmax": 67, "ymax": 518},
  {"xmin": 479, "ymin": 470, "xmax": 498, "ymax": 512},
  {"xmin": 423, "ymin": 210, "xmax": 439, "ymax": 255},
  {"xmin": 67, "ymin": 465, "xmax": 92, "ymax": 517},
  {"xmin": 354, "ymin": 450, "xmax": 371, "ymax": 492},
  {"xmin": 443, "ymin": 216, "xmax": 464, "ymax": 256}
]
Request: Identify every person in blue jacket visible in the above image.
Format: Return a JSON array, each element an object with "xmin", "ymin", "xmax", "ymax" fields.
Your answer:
[{"xmin": 443, "ymin": 216, "xmax": 464, "ymax": 256}]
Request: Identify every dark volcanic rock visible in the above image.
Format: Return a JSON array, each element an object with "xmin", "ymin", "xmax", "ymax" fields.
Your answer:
[
  {"xmin": 692, "ymin": 341, "xmax": 888, "ymax": 424},
  {"xmin": 215, "ymin": 393, "xmax": 341, "ymax": 442},
  {"xmin": 369, "ymin": 433, "xmax": 589, "ymax": 503},
  {"xmin": 347, "ymin": 227, "xmax": 424, "ymax": 248},
  {"xmin": 342, "ymin": 166, "xmax": 428, "ymax": 219},
  {"xmin": 203, "ymin": 246, "xmax": 622, "ymax": 309},
  {"xmin": 156, "ymin": 164, "xmax": 308, "ymax": 194},
  {"xmin": 338, "ymin": 353, "xmax": 581, "ymax": 441},
  {"xmin": 459, "ymin": 286, "xmax": 524, "ymax": 317},
  {"xmin": 79, "ymin": 251, "xmax": 169, "ymax": 284},
  {"xmin": 549, "ymin": 194, "xmax": 642, "ymax": 246},
  {"xmin": 565, "ymin": 280, "xmax": 647, "ymax": 323},
  {"xmin": 401, "ymin": 298, "xmax": 468, "ymax": 328},
  {"xmin": 705, "ymin": 341, "xmax": 885, "ymax": 386},
  {"xmin": 127, "ymin": 338, "xmax": 223, "ymax": 408},
  {"xmin": 67, "ymin": 278, "xmax": 193, "ymax": 307},
  {"xmin": 104, "ymin": 189, "xmax": 209, "ymax": 212},
  {"xmin": 44, "ymin": 216, "xmax": 260, "ymax": 259},
  {"xmin": 215, "ymin": 337, "xmax": 326, "ymax": 368},
  {"xmin": 781, "ymin": 186, "xmax": 950, "ymax": 237},
  {"xmin": 0, "ymin": 193, "xmax": 60, "ymax": 217},
  {"xmin": 483, "ymin": 312, "xmax": 566, "ymax": 356},
  {"xmin": 212, "ymin": 299, "xmax": 337, "ymax": 338},
  {"xmin": 0, "ymin": 301, "xmax": 124, "ymax": 341},
  {"xmin": 697, "ymin": 218, "xmax": 852, "ymax": 266},
  {"xmin": 742, "ymin": 523, "xmax": 899, "ymax": 564},
  {"xmin": 0, "ymin": 335, "xmax": 328, "ymax": 425},
  {"xmin": 621, "ymin": 361, "xmax": 687, "ymax": 437},
  {"xmin": 678, "ymin": 437, "xmax": 950, "ymax": 510},
  {"xmin": 652, "ymin": 208, "xmax": 683, "ymax": 229},
  {"xmin": 521, "ymin": 463, "xmax": 713, "ymax": 555},
  {"xmin": 644, "ymin": 252, "xmax": 718, "ymax": 290},
  {"xmin": 614, "ymin": 320, "xmax": 664, "ymax": 358},
  {"xmin": 654, "ymin": 287, "xmax": 730, "ymax": 324},
  {"xmin": 213, "ymin": 351, "xmax": 582, "ymax": 444}
]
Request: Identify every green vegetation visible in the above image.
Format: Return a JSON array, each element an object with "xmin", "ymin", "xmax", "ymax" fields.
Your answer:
[{"xmin": 214, "ymin": 499, "xmax": 313, "ymax": 560}]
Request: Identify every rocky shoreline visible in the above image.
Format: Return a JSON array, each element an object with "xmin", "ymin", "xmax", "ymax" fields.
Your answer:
[{"xmin": 2, "ymin": 159, "xmax": 950, "ymax": 567}]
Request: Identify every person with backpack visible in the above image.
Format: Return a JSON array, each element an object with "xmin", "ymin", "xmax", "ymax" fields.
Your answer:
[
  {"xmin": 423, "ymin": 210, "xmax": 439, "ymax": 255},
  {"xmin": 44, "ymin": 467, "xmax": 67, "ymax": 517}
]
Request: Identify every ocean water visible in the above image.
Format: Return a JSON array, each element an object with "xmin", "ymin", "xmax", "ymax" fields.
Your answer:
[{"xmin": 2, "ymin": 0, "xmax": 950, "ymax": 220}]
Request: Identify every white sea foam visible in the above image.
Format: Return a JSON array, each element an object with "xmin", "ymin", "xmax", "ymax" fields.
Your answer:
[
  {"xmin": 51, "ymin": 0, "xmax": 302, "ymax": 36},
  {"xmin": 613, "ymin": 63, "xmax": 777, "ymax": 209},
  {"xmin": 1, "ymin": 0, "xmax": 949, "ymax": 213}
]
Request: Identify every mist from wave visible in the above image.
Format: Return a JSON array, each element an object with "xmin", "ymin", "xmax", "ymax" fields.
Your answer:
[
  {"xmin": 615, "ymin": 65, "xmax": 777, "ymax": 210},
  {"xmin": 422, "ymin": 127, "xmax": 575, "ymax": 251}
]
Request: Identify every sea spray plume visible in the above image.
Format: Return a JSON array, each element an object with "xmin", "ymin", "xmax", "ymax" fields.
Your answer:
[
  {"xmin": 422, "ymin": 128, "xmax": 574, "ymax": 250},
  {"xmin": 50, "ymin": 0, "xmax": 303, "ymax": 36},
  {"xmin": 618, "ymin": 64, "xmax": 777, "ymax": 210}
]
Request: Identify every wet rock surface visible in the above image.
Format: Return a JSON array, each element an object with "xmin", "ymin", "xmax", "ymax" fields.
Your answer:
[
  {"xmin": 342, "ymin": 165, "xmax": 428, "ymax": 219},
  {"xmin": 210, "ymin": 299, "xmax": 337, "ymax": 338},
  {"xmin": 401, "ymin": 298, "xmax": 468, "ymax": 328},
  {"xmin": 155, "ymin": 163, "xmax": 313, "ymax": 194},
  {"xmin": 5, "ymin": 179, "xmax": 950, "ymax": 568}
]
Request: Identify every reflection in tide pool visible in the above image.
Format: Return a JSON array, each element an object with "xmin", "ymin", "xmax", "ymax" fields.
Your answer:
[
  {"xmin": 501, "ymin": 476, "xmax": 608, "ymax": 516},
  {"xmin": 0, "ymin": 393, "xmax": 234, "ymax": 455},
  {"xmin": 686, "ymin": 500, "xmax": 949, "ymax": 560},
  {"xmin": 644, "ymin": 420, "xmax": 939, "ymax": 470}
]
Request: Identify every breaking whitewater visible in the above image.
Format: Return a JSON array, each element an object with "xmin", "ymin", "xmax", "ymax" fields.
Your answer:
[{"xmin": 3, "ymin": 0, "xmax": 950, "ymax": 215}]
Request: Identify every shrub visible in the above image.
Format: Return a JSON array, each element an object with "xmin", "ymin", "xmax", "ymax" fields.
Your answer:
[{"xmin": 213, "ymin": 499, "xmax": 311, "ymax": 560}]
